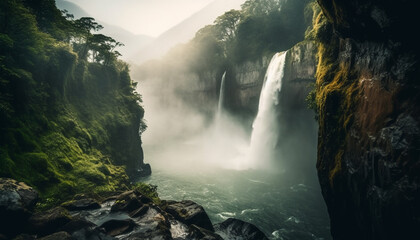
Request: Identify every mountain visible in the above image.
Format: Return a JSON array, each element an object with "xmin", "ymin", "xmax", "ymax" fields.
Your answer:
[
  {"xmin": 129, "ymin": 0, "xmax": 246, "ymax": 64},
  {"xmin": 56, "ymin": 0, "xmax": 154, "ymax": 60}
]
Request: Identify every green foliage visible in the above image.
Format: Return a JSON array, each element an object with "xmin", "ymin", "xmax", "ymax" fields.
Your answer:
[
  {"xmin": 0, "ymin": 0, "xmax": 145, "ymax": 204},
  {"xmin": 133, "ymin": 182, "xmax": 161, "ymax": 204},
  {"xmin": 305, "ymin": 82, "xmax": 319, "ymax": 120}
]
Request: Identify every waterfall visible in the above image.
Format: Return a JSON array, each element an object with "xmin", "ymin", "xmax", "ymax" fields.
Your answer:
[
  {"xmin": 249, "ymin": 51, "xmax": 288, "ymax": 167},
  {"xmin": 216, "ymin": 71, "xmax": 227, "ymax": 121}
]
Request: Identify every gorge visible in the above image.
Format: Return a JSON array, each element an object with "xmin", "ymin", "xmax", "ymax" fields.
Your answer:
[{"xmin": 1, "ymin": 0, "xmax": 419, "ymax": 239}]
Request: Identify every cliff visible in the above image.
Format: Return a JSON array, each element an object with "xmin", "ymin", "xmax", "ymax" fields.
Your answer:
[
  {"xmin": 314, "ymin": 0, "xmax": 420, "ymax": 239},
  {"xmin": 0, "ymin": 0, "xmax": 150, "ymax": 205}
]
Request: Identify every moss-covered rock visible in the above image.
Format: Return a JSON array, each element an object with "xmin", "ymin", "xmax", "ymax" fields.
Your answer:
[{"xmin": 313, "ymin": 0, "xmax": 420, "ymax": 239}]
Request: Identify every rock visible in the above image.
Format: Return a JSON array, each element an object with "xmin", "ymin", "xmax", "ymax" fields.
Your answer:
[
  {"xmin": 38, "ymin": 231, "xmax": 72, "ymax": 240},
  {"xmin": 111, "ymin": 191, "xmax": 143, "ymax": 213},
  {"xmin": 61, "ymin": 198, "xmax": 101, "ymax": 211},
  {"xmin": 11, "ymin": 234, "xmax": 35, "ymax": 240},
  {"xmin": 138, "ymin": 163, "xmax": 152, "ymax": 176},
  {"xmin": 315, "ymin": 1, "xmax": 420, "ymax": 239},
  {"xmin": 58, "ymin": 218, "xmax": 96, "ymax": 234},
  {"xmin": 214, "ymin": 218, "xmax": 268, "ymax": 240},
  {"xmin": 129, "ymin": 205, "xmax": 150, "ymax": 218},
  {"xmin": 166, "ymin": 200, "xmax": 214, "ymax": 232},
  {"xmin": 188, "ymin": 224, "xmax": 224, "ymax": 240},
  {"xmin": 0, "ymin": 178, "xmax": 38, "ymax": 237},
  {"xmin": 126, "ymin": 223, "xmax": 172, "ymax": 240},
  {"xmin": 29, "ymin": 207, "xmax": 72, "ymax": 236},
  {"xmin": 62, "ymin": 219, "xmax": 115, "ymax": 240},
  {"xmin": 99, "ymin": 219, "xmax": 136, "ymax": 237}
]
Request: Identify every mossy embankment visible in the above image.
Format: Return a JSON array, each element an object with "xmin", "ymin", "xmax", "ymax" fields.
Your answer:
[{"xmin": 0, "ymin": 0, "xmax": 148, "ymax": 206}]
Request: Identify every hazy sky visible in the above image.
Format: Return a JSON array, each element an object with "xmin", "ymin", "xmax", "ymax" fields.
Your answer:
[{"xmin": 66, "ymin": 0, "xmax": 215, "ymax": 37}]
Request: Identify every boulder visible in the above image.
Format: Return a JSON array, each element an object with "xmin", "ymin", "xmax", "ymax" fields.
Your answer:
[
  {"xmin": 214, "ymin": 218, "xmax": 268, "ymax": 240},
  {"xmin": 126, "ymin": 222, "xmax": 172, "ymax": 240},
  {"xmin": 29, "ymin": 207, "xmax": 72, "ymax": 236},
  {"xmin": 99, "ymin": 219, "xmax": 136, "ymax": 237},
  {"xmin": 188, "ymin": 224, "xmax": 223, "ymax": 240},
  {"xmin": 58, "ymin": 218, "xmax": 96, "ymax": 234},
  {"xmin": 129, "ymin": 205, "xmax": 150, "ymax": 218},
  {"xmin": 110, "ymin": 191, "xmax": 143, "ymax": 213},
  {"xmin": 138, "ymin": 163, "xmax": 152, "ymax": 177},
  {"xmin": 165, "ymin": 200, "xmax": 214, "ymax": 231},
  {"xmin": 38, "ymin": 231, "xmax": 72, "ymax": 240},
  {"xmin": 11, "ymin": 234, "xmax": 36, "ymax": 240},
  {"xmin": 0, "ymin": 178, "xmax": 38, "ymax": 237},
  {"xmin": 61, "ymin": 198, "xmax": 101, "ymax": 211}
]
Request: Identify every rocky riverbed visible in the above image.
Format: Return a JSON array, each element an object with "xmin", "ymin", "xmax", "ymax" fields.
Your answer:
[{"xmin": 0, "ymin": 178, "xmax": 267, "ymax": 240}]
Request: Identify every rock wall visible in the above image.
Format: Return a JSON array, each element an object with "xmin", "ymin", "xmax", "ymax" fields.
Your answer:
[
  {"xmin": 276, "ymin": 41, "xmax": 319, "ymax": 176},
  {"xmin": 315, "ymin": 0, "xmax": 420, "ymax": 239}
]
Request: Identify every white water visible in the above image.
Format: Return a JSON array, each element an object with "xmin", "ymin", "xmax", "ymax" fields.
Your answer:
[
  {"xmin": 216, "ymin": 71, "xmax": 227, "ymax": 120},
  {"xmin": 249, "ymin": 51, "xmax": 288, "ymax": 168}
]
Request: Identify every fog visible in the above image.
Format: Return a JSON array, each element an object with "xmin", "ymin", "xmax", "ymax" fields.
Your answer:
[
  {"xmin": 134, "ymin": 52, "xmax": 318, "ymax": 182},
  {"xmin": 136, "ymin": 73, "xmax": 253, "ymax": 173}
]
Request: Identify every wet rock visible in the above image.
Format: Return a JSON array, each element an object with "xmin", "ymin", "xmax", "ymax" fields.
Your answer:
[
  {"xmin": 111, "ymin": 191, "xmax": 143, "ymax": 213},
  {"xmin": 99, "ymin": 219, "xmax": 136, "ymax": 237},
  {"xmin": 0, "ymin": 178, "xmax": 38, "ymax": 237},
  {"xmin": 166, "ymin": 200, "xmax": 214, "ymax": 231},
  {"xmin": 38, "ymin": 231, "xmax": 72, "ymax": 240},
  {"xmin": 62, "ymin": 198, "xmax": 101, "ymax": 211},
  {"xmin": 58, "ymin": 218, "xmax": 96, "ymax": 233},
  {"xmin": 129, "ymin": 205, "xmax": 150, "ymax": 218},
  {"xmin": 29, "ymin": 207, "xmax": 72, "ymax": 236},
  {"xmin": 214, "ymin": 218, "xmax": 268, "ymax": 240},
  {"xmin": 138, "ymin": 163, "xmax": 152, "ymax": 176},
  {"xmin": 11, "ymin": 234, "xmax": 35, "ymax": 240},
  {"xmin": 188, "ymin": 224, "xmax": 223, "ymax": 240},
  {"xmin": 126, "ymin": 223, "xmax": 172, "ymax": 240}
]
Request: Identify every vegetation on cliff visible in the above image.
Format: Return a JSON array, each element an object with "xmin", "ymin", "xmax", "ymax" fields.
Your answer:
[
  {"xmin": 308, "ymin": 0, "xmax": 420, "ymax": 239},
  {"xmin": 0, "ymin": 0, "xmax": 147, "ymax": 205}
]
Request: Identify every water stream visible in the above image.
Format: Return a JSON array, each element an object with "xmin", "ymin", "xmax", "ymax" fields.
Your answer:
[{"xmin": 138, "ymin": 51, "xmax": 332, "ymax": 239}]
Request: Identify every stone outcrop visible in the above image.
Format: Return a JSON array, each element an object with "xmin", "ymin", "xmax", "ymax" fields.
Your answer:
[
  {"xmin": 0, "ymin": 178, "xmax": 38, "ymax": 237},
  {"xmin": 0, "ymin": 183, "xmax": 268, "ymax": 239},
  {"xmin": 315, "ymin": 0, "xmax": 420, "ymax": 239},
  {"xmin": 214, "ymin": 218, "xmax": 268, "ymax": 240},
  {"xmin": 165, "ymin": 200, "xmax": 215, "ymax": 232}
]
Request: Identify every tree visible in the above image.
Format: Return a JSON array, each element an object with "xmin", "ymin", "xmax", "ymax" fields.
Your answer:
[
  {"xmin": 73, "ymin": 17, "xmax": 103, "ymax": 59},
  {"xmin": 214, "ymin": 10, "xmax": 242, "ymax": 54},
  {"xmin": 241, "ymin": 0, "xmax": 284, "ymax": 16},
  {"xmin": 89, "ymin": 34, "xmax": 124, "ymax": 65}
]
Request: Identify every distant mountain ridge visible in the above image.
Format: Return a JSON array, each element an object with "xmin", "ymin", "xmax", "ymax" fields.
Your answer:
[
  {"xmin": 56, "ymin": 0, "xmax": 154, "ymax": 60},
  {"xmin": 129, "ymin": 0, "xmax": 246, "ymax": 64}
]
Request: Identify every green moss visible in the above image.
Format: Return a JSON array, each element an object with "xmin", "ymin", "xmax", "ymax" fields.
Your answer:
[
  {"xmin": 0, "ymin": 0, "xmax": 146, "ymax": 206},
  {"xmin": 305, "ymin": 1, "xmax": 361, "ymax": 187},
  {"xmin": 133, "ymin": 182, "xmax": 161, "ymax": 204}
]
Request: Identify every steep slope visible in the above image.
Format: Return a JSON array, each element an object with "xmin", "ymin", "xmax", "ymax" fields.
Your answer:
[
  {"xmin": 129, "ymin": 0, "xmax": 246, "ymax": 63},
  {"xmin": 313, "ymin": 0, "xmax": 420, "ymax": 239},
  {"xmin": 0, "ymin": 0, "xmax": 149, "ymax": 204}
]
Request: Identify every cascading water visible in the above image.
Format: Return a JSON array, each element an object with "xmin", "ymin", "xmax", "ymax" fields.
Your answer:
[
  {"xmin": 216, "ymin": 71, "xmax": 227, "ymax": 122},
  {"xmin": 249, "ymin": 51, "xmax": 288, "ymax": 168}
]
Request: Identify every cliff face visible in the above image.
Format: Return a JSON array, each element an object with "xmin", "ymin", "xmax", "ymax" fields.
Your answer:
[
  {"xmin": 0, "ymin": 0, "xmax": 149, "ymax": 203},
  {"xmin": 315, "ymin": 0, "xmax": 420, "ymax": 239},
  {"xmin": 229, "ymin": 56, "xmax": 271, "ymax": 118},
  {"xmin": 276, "ymin": 41, "xmax": 319, "ymax": 175}
]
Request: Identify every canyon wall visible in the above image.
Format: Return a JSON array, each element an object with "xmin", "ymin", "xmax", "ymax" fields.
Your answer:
[{"xmin": 315, "ymin": 0, "xmax": 420, "ymax": 239}]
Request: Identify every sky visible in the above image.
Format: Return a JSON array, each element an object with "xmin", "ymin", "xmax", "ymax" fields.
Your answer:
[{"xmin": 65, "ymin": 0, "xmax": 215, "ymax": 37}]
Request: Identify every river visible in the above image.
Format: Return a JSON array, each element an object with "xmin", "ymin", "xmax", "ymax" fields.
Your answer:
[{"xmin": 139, "ymin": 142, "xmax": 332, "ymax": 240}]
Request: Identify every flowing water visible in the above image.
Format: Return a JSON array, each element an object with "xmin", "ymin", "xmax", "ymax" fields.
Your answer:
[
  {"xmin": 249, "ymin": 52, "xmax": 287, "ymax": 168},
  {"xmin": 140, "ymin": 149, "xmax": 331, "ymax": 240},
  {"xmin": 138, "ymin": 51, "xmax": 332, "ymax": 239}
]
